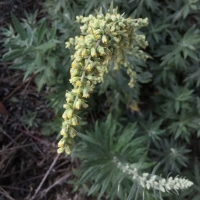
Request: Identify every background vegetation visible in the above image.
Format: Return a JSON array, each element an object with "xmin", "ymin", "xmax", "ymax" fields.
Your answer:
[{"xmin": 0, "ymin": 0, "xmax": 200, "ymax": 199}]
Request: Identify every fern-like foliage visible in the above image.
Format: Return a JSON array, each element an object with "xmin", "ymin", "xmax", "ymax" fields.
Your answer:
[{"xmin": 71, "ymin": 115, "xmax": 193, "ymax": 200}]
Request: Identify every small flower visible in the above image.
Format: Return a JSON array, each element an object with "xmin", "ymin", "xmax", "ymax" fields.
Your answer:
[
  {"xmin": 91, "ymin": 47, "xmax": 97, "ymax": 57},
  {"xmin": 71, "ymin": 116, "xmax": 79, "ymax": 126},
  {"xmin": 65, "ymin": 92, "xmax": 74, "ymax": 103},
  {"xmin": 69, "ymin": 128, "xmax": 76, "ymax": 138},
  {"xmin": 102, "ymin": 35, "xmax": 107, "ymax": 44},
  {"xmin": 76, "ymin": 80, "xmax": 82, "ymax": 87},
  {"xmin": 57, "ymin": 148, "xmax": 64, "ymax": 154},
  {"xmin": 94, "ymin": 29, "xmax": 102, "ymax": 35},
  {"xmin": 111, "ymin": 15, "xmax": 117, "ymax": 22},
  {"xmin": 86, "ymin": 64, "xmax": 92, "ymax": 72},
  {"xmin": 60, "ymin": 128, "xmax": 67, "ymax": 136},
  {"xmin": 113, "ymin": 36, "xmax": 120, "ymax": 43},
  {"xmin": 93, "ymin": 21, "xmax": 99, "ymax": 29},
  {"xmin": 97, "ymin": 46, "xmax": 105, "ymax": 56},
  {"xmin": 74, "ymin": 98, "xmax": 82, "ymax": 110},
  {"xmin": 58, "ymin": 140, "xmax": 65, "ymax": 148},
  {"xmin": 64, "ymin": 146, "xmax": 71, "ymax": 155}
]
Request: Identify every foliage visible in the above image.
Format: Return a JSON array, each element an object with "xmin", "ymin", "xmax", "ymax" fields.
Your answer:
[
  {"xmin": 1, "ymin": 0, "xmax": 200, "ymax": 199},
  {"xmin": 71, "ymin": 115, "xmax": 193, "ymax": 200},
  {"xmin": 72, "ymin": 114, "xmax": 148, "ymax": 200}
]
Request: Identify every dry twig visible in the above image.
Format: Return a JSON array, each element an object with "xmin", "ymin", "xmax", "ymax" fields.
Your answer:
[
  {"xmin": 40, "ymin": 172, "xmax": 73, "ymax": 196},
  {"xmin": 31, "ymin": 154, "xmax": 60, "ymax": 200},
  {"xmin": 0, "ymin": 186, "xmax": 15, "ymax": 200}
]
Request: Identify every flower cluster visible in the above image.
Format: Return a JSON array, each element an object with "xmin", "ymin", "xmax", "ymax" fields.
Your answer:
[
  {"xmin": 139, "ymin": 173, "xmax": 193, "ymax": 192},
  {"xmin": 117, "ymin": 161, "xmax": 193, "ymax": 193},
  {"xmin": 57, "ymin": 8, "xmax": 148, "ymax": 154}
]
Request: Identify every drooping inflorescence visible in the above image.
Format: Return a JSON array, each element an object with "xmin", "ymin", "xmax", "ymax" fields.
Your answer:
[{"xmin": 57, "ymin": 7, "xmax": 148, "ymax": 154}]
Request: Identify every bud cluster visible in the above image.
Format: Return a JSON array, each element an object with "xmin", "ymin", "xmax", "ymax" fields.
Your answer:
[
  {"xmin": 58, "ymin": 8, "xmax": 148, "ymax": 154},
  {"xmin": 117, "ymin": 161, "xmax": 193, "ymax": 193}
]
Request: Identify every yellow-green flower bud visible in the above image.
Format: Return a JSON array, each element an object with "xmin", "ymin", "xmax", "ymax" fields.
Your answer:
[
  {"xmin": 83, "ymin": 87, "xmax": 90, "ymax": 98},
  {"xmin": 116, "ymin": 14, "xmax": 121, "ymax": 20},
  {"xmin": 97, "ymin": 46, "xmax": 105, "ymax": 56},
  {"xmin": 69, "ymin": 38, "xmax": 74, "ymax": 43},
  {"xmin": 65, "ymin": 42, "xmax": 70, "ymax": 48},
  {"xmin": 115, "ymin": 25, "xmax": 120, "ymax": 31},
  {"xmin": 72, "ymin": 61, "xmax": 77, "ymax": 68},
  {"xmin": 57, "ymin": 148, "xmax": 64, "ymax": 154},
  {"xmin": 60, "ymin": 128, "xmax": 68, "ymax": 136},
  {"xmin": 69, "ymin": 77, "xmax": 79, "ymax": 83},
  {"xmin": 76, "ymin": 80, "xmax": 82, "ymax": 87},
  {"xmin": 86, "ymin": 75, "xmax": 95, "ymax": 81},
  {"xmin": 65, "ymin": 92, "xmax": 74, "ymax": 103},
  {"xmin": 72, "ymin": 88, "xmax": 82, "ymax": 95},
  {"xmin": 93, "ymin": 21, "xmax": 99, "ymax": 29},
  {"xmin": 86, "ymin": 64, "xmax": 92, "ymax": 72},
  {"xmin": 97, "ymin": 14, "xmax": 104, "ymax": 20},
  {"xmin": 111, "ymin": 25, "xmax": 115, "ymax": 32},
  {"xmin": 76, "ymin": 56, "xmax": 83, "ymax": 62},
  {"xmin": 111, "ymin": 15, "xmax": 117, "ymax": 22},
  {"xmin": 96, "ymin": 66, "xmax": 102, "ymax": 72},
  {"xmin": 62, "ymin": 113, "xmax": 67, "ymax": 120},
  {"xmin": 102, "ymin": 35, "xmax": 107, "ymax": 44},
  {"xmin": 91, "ymin": 48, "xmax": 97, "ymax": 57},
  {"xmin": 113, "ymin": 37, "xmax": 120, "ymax": 43},
  {"xmin": 65, "ymin": 146, "xmax": 71, "ymax": 155},
  {"xmin": 63, "ymin": 109, "xmax": 73, "ymax": 119},
  {"xmin": 118, "ymin": 22, "xmax": 126, "ymax": 28},
  {"xmin": 58, "ymin": 139, "xmax": 65, "ymax": 148},
  {"xmin": 88, "ymin": 14, "xmax": 93, "ymax": 19},
  {"xmin": 62, "ymin": 121, "xmax": 69, "ymax": 127},
  {"xmin": 74, "ymin": 98, "xmax": 82, "ymax": 110},
  {"xmin": 69, "ymin": 128, "xmax": 76, "ymax": 138},
  {"xmin": 95, "ymin": 34, "xmax": 101, "ymax": 40},
  {"xmin": 99, "ymin": 21, "xmax": 106, "ymax": 29},
  {"xmin": 75, "ymin": 45, "xmax": 79, "ymax": 50},
  {"xmin": 71, "ymin": 116, "xmax": 79, "ymax": 126},
  {"xmin": 63, "ymin": 104, "xmax": 70, "ymax": 109},
  {"xmin": 81, "ymin": 49, "xmax": 87, "ymax": 57},
  {"xmin": 94, "ymin": 29, "xmax": 102, "ymax": 35},
  {"xmin": 80, "ymin": 24, "xmax": 88, "ymax": 32},
  {"xmin": 85, "ymin": 37, "xmax": 94, "ymax": 45},
  {"xmin": 67, "ymin": 109, "xmax": 73, "ymax": 118}
]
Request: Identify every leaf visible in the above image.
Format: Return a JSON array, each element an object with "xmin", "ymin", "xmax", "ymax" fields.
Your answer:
[
  {"xmin": 77, "ymin": 132, "xmax": 99, "ymax": 145},
  {"xmin": 3, "ymin": 49, "xmax": 25, "ymax": 61},
  {"xmin": 98, "ymin": 170, "xmax": 113, "ymax": 199},
  {"xmin": 151, "ymin": 162, "xmax": 161, "ymax": 175},
  {"xmin": 175, "ymin": 101, "xmax": 180, "ymax": 113},
  {"xmin": 88, "ymin": 183, "xmax": 101, "ymax": 196},
  {"xmin": 37, "ymin": 20, "xmax": 47, "ymax": 44},
  {"xmin": 35, "ymin": 39, "xmax": 59, "ymax": 51},
  {"xmin": 49, "ymin": 22, "xmax": 57, "ymax": 39},
  {"xmin": 127, "ymin": 182, "xmax": 138, "ymax": 200},
  {"xmin": 11, "ymin": 13, "xmax": 27, "ymax": 40},
  {"xmin": 183, "ymin": 6, "xmax": 189, "ymax": 18},
  {"xmin": 79, "ymin": 167, "xmax": 100, "ymax": 185}
]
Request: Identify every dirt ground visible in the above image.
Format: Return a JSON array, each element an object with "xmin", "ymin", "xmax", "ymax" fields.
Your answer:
[{"xmin": 0, "ymin": 54, "xmax": 88, "ymax": 200}]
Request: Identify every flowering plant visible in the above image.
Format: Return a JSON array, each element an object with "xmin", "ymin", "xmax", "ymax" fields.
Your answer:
[{"xmin": 57, "ymin": 7, "xmax": 148, "ymax": 154}]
